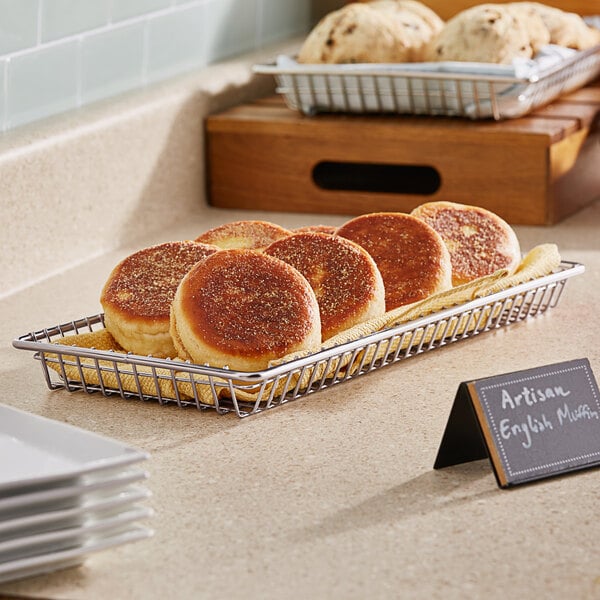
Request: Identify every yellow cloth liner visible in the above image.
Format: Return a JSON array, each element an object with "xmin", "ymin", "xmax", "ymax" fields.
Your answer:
[{"xmin": 47, "ymin": 244, "xmax": 561, "ymax": 407}]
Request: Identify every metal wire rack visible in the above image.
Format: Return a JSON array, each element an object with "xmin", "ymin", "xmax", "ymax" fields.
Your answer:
[
  {"xmin": 13, "ymin": 261, "xmax": 583, "ymax": 418},
  {"xmin": 254, "ymin": 44, "xmax": 600, "ymax": 119}
]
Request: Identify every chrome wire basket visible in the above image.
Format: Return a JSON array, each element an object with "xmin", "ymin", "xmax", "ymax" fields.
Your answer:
[
  {"xmin": 254, "ymin": 44, "xmax": 600, "ymax": 119},
  {"xmin": 13, "ymin": 261, "xmax": 583, "ymax": 418}
]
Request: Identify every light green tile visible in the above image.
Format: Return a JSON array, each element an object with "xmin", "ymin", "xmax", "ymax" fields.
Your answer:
[
  {"xmin": 6, "ymin": 40, "xmax": 78, "ymax": 128},
  {"xmin": 204, "ymin": 0, "xmax": 258, "ymax": 63},
  {"xmin": 259, "ymin": 0, "xmax": 311, "ymax": 45},
  {"xmin": 81, "ymin": 22, "xmax": 144, "ymax": 104},
  {"xmin": 0, "ymin": 0, "xmax": 39, "ymax": 56},
  {"xmin": 41, "ymin": 0, "xmax": 109, "ymax": 42},
  {"xmin": 111, "ymin": 0, "xmax": 171, "ymax": 22},
  {"xmin": 146, "ymin": 4, "xmax": 207, "ymax": 82}
]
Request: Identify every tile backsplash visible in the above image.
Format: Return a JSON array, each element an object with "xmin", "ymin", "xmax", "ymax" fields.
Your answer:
[{"xmin": 0, "ymin": 0, "xmax": 313, "ymax": 131}]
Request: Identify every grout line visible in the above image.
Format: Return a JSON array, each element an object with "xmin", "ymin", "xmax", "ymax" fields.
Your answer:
[
  {"xmin": 2, "ymin": 58, "xmax": 8, "ymax": 131},
  {"xmin": 0, "ymin": 2, "xmax": 201, "ymax": 62},
  {"xmin": 141, "ymin": 18, "xmax": 150, "ymax": 86},
  {"xmin": 0, "ymin": 0, "xmax": 305, "ymax": 132},
  {"xmin": 1, "ymin": 0, "xmax": 291, "ymax": 63},
  {"xmin": 107, "ymin": 0, "xmax": 114, "ymax": 25},
  {"xmin": 36, "ymin": 0, "xmax": 43, "ymax": 45},
  {"xmin": 76, "ymin": 37, "xmax": 83, "ymax": 107},
  {"xmin": 256, "ymin": 0, "xmax": 264, "ymax": 49}
]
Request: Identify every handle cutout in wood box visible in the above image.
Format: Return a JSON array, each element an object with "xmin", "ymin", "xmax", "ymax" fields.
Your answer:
[{"xmin": 312, "ymin": 161, "xmax": 442, "ymax": 195}]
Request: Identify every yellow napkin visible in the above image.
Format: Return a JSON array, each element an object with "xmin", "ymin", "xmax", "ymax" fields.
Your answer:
[{"xmin": 47, "ymin": 244, "xmax": 561, "ymax": 407}]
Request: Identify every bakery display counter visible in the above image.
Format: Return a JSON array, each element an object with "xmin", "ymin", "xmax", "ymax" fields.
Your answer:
[{"xmin": 1, "ymin": 201, "xmax": 599, "ymax": 600}]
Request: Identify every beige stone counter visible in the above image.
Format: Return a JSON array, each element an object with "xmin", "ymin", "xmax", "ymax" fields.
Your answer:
[{"xmin": 1, "ymin": 200, "xmax": 599, "ymax": 600}]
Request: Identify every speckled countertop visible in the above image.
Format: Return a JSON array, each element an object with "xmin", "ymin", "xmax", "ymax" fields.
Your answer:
[{"xmin": 1, "ymin": 198, "xmax": 599, "ymax": 600}]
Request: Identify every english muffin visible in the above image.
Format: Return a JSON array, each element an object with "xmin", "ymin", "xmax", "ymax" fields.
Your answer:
[
  {"xmin": 100, "ymin": 240, "xmax": 219, "ymax": 357},
  {"xmin": 411, "ymin": 201, "xmax": 521, "ymax": 286},
  {"xmin": 336, "ymin": 212, "xmax": 452, "ymax": 310},
  {"xmin": 265, "ymin": 232, "xmax": 386, "ymax": 340},
  {"xmin": 170, "ymin": 249, "xmax": 321, "ymax": 371},
  {"xmin": 195, "ymin": 220, "xmax": 291, "ymax": 250},
  {"xmin": 293, "ymin": 225, "xmax": 337, "ymax": 235}
]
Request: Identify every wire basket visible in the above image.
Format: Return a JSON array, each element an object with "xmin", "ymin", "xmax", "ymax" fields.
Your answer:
[
  {"xmin": 254, "ymin": 44, "xmax": 600, "ymax": 119},
  {"xmin": 13, "ymin": 261, "xmax": 584, "ymax": 418}
]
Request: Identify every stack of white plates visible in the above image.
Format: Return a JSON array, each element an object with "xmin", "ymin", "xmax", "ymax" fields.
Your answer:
[{"xmin": 0, "ymin": 404, "xmax": 153, "ymax": 584}]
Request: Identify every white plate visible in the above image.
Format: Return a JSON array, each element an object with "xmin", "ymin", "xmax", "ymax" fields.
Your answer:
[
  {"xmin": 0, "ymin": 486, "xmax": 151, "ymax": 536},
  {"xmin": 0, "ymin": 468, "xmax": 148, "ymax": 515},
  {"xmin": 0, "ymin": 505, "xmax": 153, "ymax": 560},
  {"xmin": 0, "ymin": 403, "xmax": 149, "ymax": 494},
  {"xmin": 0, "ymin": 525, "xmax": 153, "ymax": 584}
]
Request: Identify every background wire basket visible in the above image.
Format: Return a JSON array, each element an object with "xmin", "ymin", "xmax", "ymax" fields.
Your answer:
[
  {"xmin": 13, "ymin": 261, "xmax": 583, "ymax": 418},
  {"xmin": 254, "ymin": 44, "xmax": 600, "ymax": 120}
]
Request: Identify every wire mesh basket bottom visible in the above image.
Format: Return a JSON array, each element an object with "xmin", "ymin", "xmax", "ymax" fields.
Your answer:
[
  {"xmin": 254, "ymin": 44, "xmax": 600, "ymax": 119},
  {"xmin": 13, "ymin": 261, "xmax": 583, "ymax": 418}
]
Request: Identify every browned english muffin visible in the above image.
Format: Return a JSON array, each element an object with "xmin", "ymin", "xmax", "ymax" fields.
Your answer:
[
  {"xmin": 170, "ymin": 249, "xmax": 321, "ymax": 371},
  {"xmin": 195, "ymin": 220, "xmax": 291, "ymax": 250},
  {"xmin": 411, "ymin": 201, "xmax": 521, "ymax": 286},
  {"xmin": 293, "ymin": 225, "xmax": 337, "ymax": 235},
  {"xmin": 100, "ymin": 240, "xmax": 219, "ymax": 357},
  {"xmin": 265, "ymin": 232, "xmax": 386, "ymax": 340},
  {"xmin": 336, "ymin": 212, "xmax": 452, "ymax": 310}
]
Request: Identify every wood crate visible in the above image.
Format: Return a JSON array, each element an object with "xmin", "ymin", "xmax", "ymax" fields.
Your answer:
[
  {"xmin": 350, "ymin": 1, "xmax": 599, "ymax": 19},
  {"xmin": 206, "ymin": 80, "xmax": 600, "ymax": 225}
]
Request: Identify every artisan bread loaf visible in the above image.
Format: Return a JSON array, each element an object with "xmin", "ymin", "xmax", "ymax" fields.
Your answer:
[
  {"xmin": 298, "ymin": 1, "xmax": 442, "ymax": 64},
  {"xmin": 426, "ymin": 2, "xmax": 599, "ymax": 64},
  {"xmin": 511, "ymin": 2, "xmax": 600, "ymax": 50},
  {"xmin": 265, "ymin": 232, "xmax": 386, "ymax": 340},
  {"xmin": 100, "ymin": 241, "xmax": 219, "ymax": 358},
  {"xmin": 170, "ymin": 249, "xmax": 321, "ymax": 371},
  {"xmin": 382, "ymin": 0, "xmax": 445, "ymax": 35},
  {"xmin": 411, "ymin": 201, "xmax": 521, "ymax": 286},
  {"xmin": 336, "ymin": 212, "xmax": 452, "ymax": 310},
  {"xmin": 195, "ymin": 220, "xmax": 291, "ymax": 250},
  {"xmin": 424, "ymin": 3, "xmax": 536, "ymax": 63},
  {"xmin": 367, "ymin": 0, "xmax": 444, "ymax": 61},
  {"xmin": 505, "ymin": 3, "xmax": 551, "ymax": 54}
]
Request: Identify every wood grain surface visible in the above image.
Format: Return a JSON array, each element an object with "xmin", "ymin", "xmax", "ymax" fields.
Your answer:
[
  {"xmin": 206, "ymin": 81, "xmax": 600, "ymax": 225},
  {"xmin": 351, "ymin": 0, "xmax": 599, "ymax": 20}
]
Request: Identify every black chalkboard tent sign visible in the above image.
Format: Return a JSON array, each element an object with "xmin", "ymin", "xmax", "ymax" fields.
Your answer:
[{"xmin": 434, "ymin": 358, "xmax": 600, "ymax": 488}]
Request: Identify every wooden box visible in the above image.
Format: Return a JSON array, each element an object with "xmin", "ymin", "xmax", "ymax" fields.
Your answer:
[
  {"xmin": 206, "ymin": 81, "xmax": 600, "ymax": 225},
  {"xmin": 351, "ymin": 1, "xmax": 600, "ymax": 19}
]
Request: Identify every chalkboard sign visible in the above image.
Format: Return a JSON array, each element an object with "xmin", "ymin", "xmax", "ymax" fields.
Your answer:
[{"xmin": 434, "ymin": 358, "xmax": 600, "ymax": 488}]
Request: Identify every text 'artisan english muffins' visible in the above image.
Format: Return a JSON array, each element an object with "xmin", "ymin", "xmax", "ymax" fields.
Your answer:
[
  {"xmin": 265, "ymin": 232, "xmax": 386, "ymax": 340},
  {"xmin": 170, "ymin": 249, "xmax": 322, "ymax": 371},
  {"xmin": 336, "ymin": 212, "xmax": 452, "ymax": 311},
  {"xmin": 100, "ymin": 240, "xmax": 219, "ymax": 358},
  {"xmin": 411, "ymin": 201, "xmax": 521, "ymax": 286}
]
